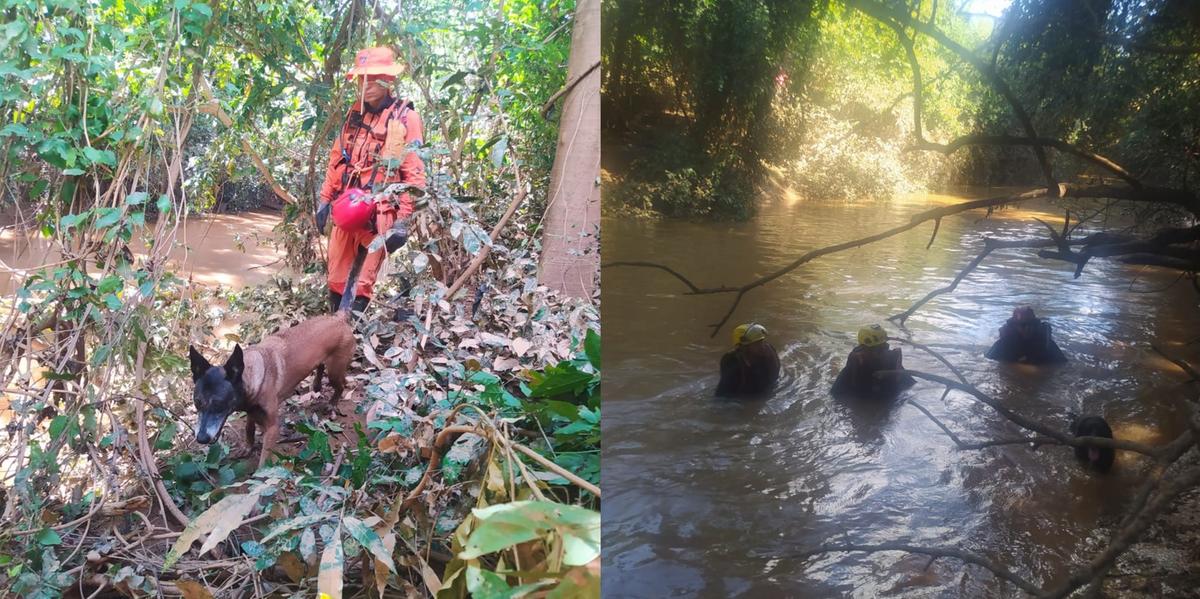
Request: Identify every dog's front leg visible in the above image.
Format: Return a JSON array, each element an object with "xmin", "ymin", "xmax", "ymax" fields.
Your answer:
[
  {"xmin": 257, "ymin": 415, "xmax": 279, "ymax": 470},
  {"xmin": 246, "ymin": 420, "xmax": 256, "ymax": 448}
]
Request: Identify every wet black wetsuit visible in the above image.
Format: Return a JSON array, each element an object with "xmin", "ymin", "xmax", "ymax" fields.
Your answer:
[
  {"xmin": 716, "ymin": 341, "xmax": 781, "ymax": 398},
  {"xmin": 984, "ymin": 319, "xmax": 1067, "ymax": 364},
  {"xmin": 831, "ymin": 344, "xmax": 916, "ymax": 399}
]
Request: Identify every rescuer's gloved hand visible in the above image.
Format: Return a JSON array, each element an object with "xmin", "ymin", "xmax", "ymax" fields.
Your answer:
[
  {"xmin": 384, "ymin": 220, "xmax": 409, "ymax": 254},
  {"xmin": 316, "ymin": 202, "xmax": 331, "ymax": 235}
]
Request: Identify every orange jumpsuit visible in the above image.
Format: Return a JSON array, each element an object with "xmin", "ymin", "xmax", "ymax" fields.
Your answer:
[{"xmin": 319, "ymin": 95, "xmax": 426, "ymax": 298}]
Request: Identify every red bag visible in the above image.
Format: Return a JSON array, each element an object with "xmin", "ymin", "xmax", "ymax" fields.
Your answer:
[{"xmin": 331, "ymin": 188, "xmax": 375, "ymax": 232}]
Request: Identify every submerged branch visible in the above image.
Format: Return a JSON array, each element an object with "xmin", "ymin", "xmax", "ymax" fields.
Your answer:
[
  {"xmin": 787, "ymin": 542, "xmax": 1042, "ymax": 595},
  {"xmin": 897, "ymin": 369, "xmax": 1167, "ymax": 457}
]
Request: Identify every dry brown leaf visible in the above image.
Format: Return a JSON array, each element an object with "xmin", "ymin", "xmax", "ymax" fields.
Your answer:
[
  {"xmin": 362, "ymin": 342, "xmax": 384, "ymax": 370},
  {"xmin": 510, "ymin": 337, "xmax": 532, "ymax": 357},
  {"xmin": 197, "ymin": 493, "xmax": 261, "ymax": 556},
  {"xmin": 166, "ymin": 488, "xmax": 265, "ymax": 568},
  {"xmin": 175, "ymin": 579, "xmax": 215, "ymax": 599},
  {"xmin": 374, "ymin": 530, "xmax": 397, "ymax": 596},
  {"xmin": 276, "ymin": 551, "xmax": 307, "ymax": 583},
  {"xmin": 493, "ymin": 356, "xmax": 520, "ymax": 371},
  {"xmin": 100, "ymin": 495, "xmax": 150, "ymax": 517},
  {"xmin": 377, "ymin": 433, "xmax": 412, "ymax": 455},
  {"xmin": 479, "ymin": 332, "xmax": 507, "ymax": 347}
]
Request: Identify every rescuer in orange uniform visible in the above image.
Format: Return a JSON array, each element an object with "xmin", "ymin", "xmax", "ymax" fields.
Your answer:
[{"xmin": 315, "ymin": 47, "xmax": 426, "ymax": 314}]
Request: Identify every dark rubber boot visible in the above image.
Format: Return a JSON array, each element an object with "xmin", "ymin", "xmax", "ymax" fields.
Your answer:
[
  {"xmin": 352, "ymin": 295, "xmax": 370, "ymax": 317},
  {"xmin": 328, "ymin": 290, "xmax": 342, "ymax": 314}
]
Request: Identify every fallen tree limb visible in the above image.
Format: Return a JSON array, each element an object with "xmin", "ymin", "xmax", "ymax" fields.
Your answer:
[
  {"xmin": 606, "ymin": 188, "xmax": 1052, "ymax": 335},
  {"xmin": 890, "ymin": 237, "xmax": 1059, "ymax": 324},
  {"xmin": 1151, "ymin": 344, "xmax": 1200, "ymax": 383},
  {"xmin": 914, "ymin": 135, "xmax": 1141, "ymax": 189},
  {"xmin": 898, "ymin": 369, "xmax": 1166, "ymax": 457}
]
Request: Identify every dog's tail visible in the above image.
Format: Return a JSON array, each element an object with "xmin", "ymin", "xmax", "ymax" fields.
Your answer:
[{"xmin": 338, "ymin": 245, "xmax": 370, "ymax": 314}]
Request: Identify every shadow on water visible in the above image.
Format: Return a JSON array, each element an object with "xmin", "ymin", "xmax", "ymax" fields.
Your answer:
[{"xmin": 602, "ymin": 187, "xmax": 1199, "ymax": 597}]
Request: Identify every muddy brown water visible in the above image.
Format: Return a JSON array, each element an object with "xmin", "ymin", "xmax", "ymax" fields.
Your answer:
[
  {"xmin": 0, "ymin": 209, "xmax": 288, "ymax": 296},
  {"xmin": 602, "ymin": 187, "xmax": 1199, "ymax": 597}
]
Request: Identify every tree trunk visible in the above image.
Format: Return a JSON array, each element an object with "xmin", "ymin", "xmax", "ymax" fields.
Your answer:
[{"xmin": 537, "ymin": 0, "xmax": 600, "ymax": 300}]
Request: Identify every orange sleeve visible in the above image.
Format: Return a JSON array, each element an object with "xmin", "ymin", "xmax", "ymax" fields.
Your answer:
[{"xmin": 319, "ymin": 124, "xmax": 346, "ymax": 205}]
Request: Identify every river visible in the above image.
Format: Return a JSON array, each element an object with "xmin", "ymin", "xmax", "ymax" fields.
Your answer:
[
  {"xmin": 1, "ymin": 209, "xmax": 288, "ymax": 296},
  {"xmin": 601, "ymin": 186, "xmax": 1199, "ymax": 597}
]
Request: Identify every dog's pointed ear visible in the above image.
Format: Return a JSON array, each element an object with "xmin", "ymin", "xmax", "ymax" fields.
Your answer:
[
  {"xmin": 224, "ymin": 344, "xmax": 244, "ymax": 382},
  {"xmin": 188, "ymin": 345, "xmax": 211, "ymax": 382}
]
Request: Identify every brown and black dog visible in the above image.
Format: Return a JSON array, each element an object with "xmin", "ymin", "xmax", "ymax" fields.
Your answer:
[{"xmin": 187, "ymin": 248, "xmax": 366, "ymax": 468}]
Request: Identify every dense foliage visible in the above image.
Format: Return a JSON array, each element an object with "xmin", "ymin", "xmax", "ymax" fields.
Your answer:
[
  {"xmin": 603, "ymin": 0, "xmax": 819, "ymax": 219},
  {"xmin": 605, "ymin": 0, "xmax": 1200, "ymax": 218},
  {"xmin": 0, "ymin": 0, "xmax": 597, "ymax": 596}
]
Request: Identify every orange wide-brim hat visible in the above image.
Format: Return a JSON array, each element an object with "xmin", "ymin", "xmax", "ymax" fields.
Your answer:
[{"xmin": 346, "ymin": 47, "xmax": 404, "ymax": 81}]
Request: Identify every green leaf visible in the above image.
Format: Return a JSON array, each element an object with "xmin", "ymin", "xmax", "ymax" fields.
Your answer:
[
  {"xmin": 192, "ymin": 2, "xmax": 213, "ymax": 19},
  {"xmin": 490, "ymin": 135, "xmax": 508, "ymax": 169},
  {"xmin": 60, "ymin": 211, "xmax": 89, "ymax": 230},
  {"xmin": 441, "ymin": 70, "xmax": 470, "ymax": 89},
  {"xmin": 343, "ymin": 516, "xmax": 394, "ymax": 573},
  {"xmin": 157, "ymin": 195, "xmax": 171, "ymax": 213},
  {"xmin": 36, "ymin": 528, "xmax": 62, "ymax": 546},
  {"xmin": 93, "ymin": 208, "xmax": 122, "ymax": 229},
  {"xmin": 584, "ymin": 329, "xmax": 600, "ymax": 369},
  {"xmin": 97, "ymin": 275, "xmax": 122, "ymax": 294},
  {"xmin": 173, "ymin": 461, "xmax": 202, "ymax": 481},
  {"xmin": 528, "ymin": 363, "xmax": 594, "ymax": 398},
  {"xmin": 82, "ymin": 147, "xmax": 116, "ymax": 167},
  {"xmin": 240, "ymin": 540, "xmax": 266, "ymax": 558},
  {"xmin": 154, "ymin": 420, "xmax": 177, "ymax": 451},
  {"xmin": 48, "ymin": 415, "xmax": 69, "ymax": 439},
  {"xmin": 126, "ymin": 191, "xmax": 148, "ymax": 205},
  {"xmin": 0, "ymin": 123, "xmax": 32, "ymax": 140},
  {"xmin": 62, "ymin": 168, "xmax": 84, "ymax": 176}
]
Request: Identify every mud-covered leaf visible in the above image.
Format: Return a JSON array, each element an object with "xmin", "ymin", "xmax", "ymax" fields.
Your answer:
[
  {"xmin": 300, "ymin": 527, "xmax": 317, "ymax": 559},
  {"xmin": 374, "ymin": 531, "xmax": 397, "ymax": 596},
  {"xmin": 317, "ymin": 523, "xmax": 343, "ymax": 599},
  {"xmin": 343, "ymin": 516, "xmax": 394, "ymax": 574}
]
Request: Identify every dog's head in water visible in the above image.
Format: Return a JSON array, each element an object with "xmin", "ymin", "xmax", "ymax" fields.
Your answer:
[
  {"xmin": 1072, "ymin": 415, "xmax": 1115, "ymax": 473},
  {"xmin": 188, "ymin": 345, "xmax": 246, "ymax": 445}
]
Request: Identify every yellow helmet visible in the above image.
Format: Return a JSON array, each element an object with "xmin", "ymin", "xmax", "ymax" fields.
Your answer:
[
  {"xmin": 733, "ymin": 323, "xmax": 767, "ymax": 346},
  {"xmin": 857, "ymin": 324, "xmax": 887, "ymax": 347}
]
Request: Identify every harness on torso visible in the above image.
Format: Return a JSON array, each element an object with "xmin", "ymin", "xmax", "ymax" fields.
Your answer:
[{"xmin": 337, "ymin": 97, "xmax": 413, "ymax": 192}]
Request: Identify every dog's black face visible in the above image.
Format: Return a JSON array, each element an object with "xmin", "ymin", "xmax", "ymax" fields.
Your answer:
[
  {"xmin": 1073, "ymin": 415, "xmax": 1115, "ymax": 473},
  {"xmin": 188, "ymin": 345, "xmax": 245, "ymax": 445}
]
